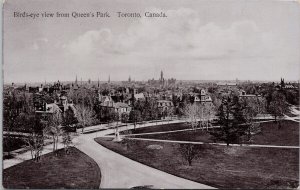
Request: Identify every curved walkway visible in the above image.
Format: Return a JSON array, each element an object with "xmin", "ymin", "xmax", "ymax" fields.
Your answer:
[{"xmin": 75, "ymin": 132, "xmax": 214, "ymax": 189}]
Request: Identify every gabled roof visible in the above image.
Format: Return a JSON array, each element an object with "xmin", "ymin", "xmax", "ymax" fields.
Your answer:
[
  {"xmin": 134, "ymin": 93, "xmax": 145, "ymax": 99},
  {"xmin": 114, "ymin": 102, "xmax": 131, "ymax": 109}
]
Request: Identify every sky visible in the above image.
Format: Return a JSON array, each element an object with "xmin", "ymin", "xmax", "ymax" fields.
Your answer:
[{"xmin": 3, "ymin": 0, "xmax": 300, "ymax": 83}]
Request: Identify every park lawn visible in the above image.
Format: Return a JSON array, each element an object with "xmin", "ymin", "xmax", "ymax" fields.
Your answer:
[
  {"xmin": 250, "ymin": 120, "xmax": 299, "ymax": 146},
  {"xmin": 131, "ymin": 120, "xmax": 299, "ymax": 146},
  {"xmin": 120, "ymin": 122, "xmax": 192, "ymax": 135},
  {"xmin": 95, "ymin": 137, "xmax": 299, "ymax": 189},
  {"xmin": 3, "ymin": 147, "xmax": 101, "ymax": 189}
]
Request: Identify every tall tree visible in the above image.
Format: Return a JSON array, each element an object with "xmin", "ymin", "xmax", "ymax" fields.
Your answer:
[
  {"xmin": 210, "ymin": 95, "xmax": 247, "ymax": 146},
  {"xmin": 269, "ymin": 91, "xmax": 289, "ymax": 128},
  {"xmin": 184, "ymin": 104, "xmax": 199, "ymax": 130},
  {"xmin": 24, "ymin": 114, "xmax": 45, "ymax": 162},
  {"xmin": 62, "ymin": 109, "xmax": 78, "ymax": 154},
  {"xmin": 129, "ymin": 110, "xmax": 142, "ymax": 130},
  {"xmin": 241, "ymin": 97, "xmax": 265, "ymax": 141},
  {"xmin": 3, "ymin": 92, "xmax": 22, "ymax": 156},
  {"xmin": 44, "ymin": 112, "xmax": 63, "ymax": 152},
  {"xmin": 76, "ymin": 104, "xmax": 96, "ymax": 133}
]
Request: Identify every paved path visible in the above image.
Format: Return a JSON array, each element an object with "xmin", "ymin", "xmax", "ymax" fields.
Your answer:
[
  {"xmin": 75, "ymin": 133, "xmax": 214, "ymax": 189},
  {"xmin": 3, "ymin": 142, "xmax": 64, "ymax": 169}
]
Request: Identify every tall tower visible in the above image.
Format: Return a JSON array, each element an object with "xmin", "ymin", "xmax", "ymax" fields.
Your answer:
[
  {"xmin": 98, "ymin": 78, "xmax": 100, "ymax": 88},
  {"xmin": 75, "ymin": 75, "xmax": 78, "ymax": 86},
  {"xmin": 108, "ymin": 75, "xmax": 110, "ymax": 83},
  {"xmin": 128, "ymin": 75, "xmax": 131, "ymax": 82},
  {"xmin": 160, "ymin": 70, "xmax": 164, "ymax": 81}
]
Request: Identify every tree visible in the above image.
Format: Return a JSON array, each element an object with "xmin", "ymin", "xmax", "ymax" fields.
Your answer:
[
  {"xmin": 121, "ymin": 112, "xmax": 129, "ymax": 124},
  {"xmin": 62, "ymin": 109, "xmax": 78, "ymax": 154},
  {"xmin": 111, "ymin": 111, "xmax": 121, "ymax": 141},
  {"xmin": 183, "ymin": 104, "xmax": 199, "ymax": 130},
  {"xmin": 269, "ymin": 91, "xmax": 289, "ymax": 128},
  {"xmin": 210, "ymin": 95, "xmax": 247, "ymax": 146},
  {"xmin": 198, "ymin": 103, "xmax": 215, "ymax": 130},
  {"xmin": 178, "ymin": 143, "xmax": 202, "ymax": 166},
  {"xmin": 24, "ymin": 115, "xmax": 45, "ymax": 162},
  {"xmin": 76, "ymin": 104, "xmax": 96, "ymax": 133},
  {"xmin": 62, "ymin": 132, "xmax": 72, "ymax": 154},
  {"xmin": 241, "ymin": 97, "xmax": 265, "ymax": 141},
  {"xmin": 3, "ymin": 92, "xmax": 23, "ymax": 156},
  {"xmin": 44, "ymin": 112, "xmax": 63, "ymax": 152},
  {"xmin": 62, "ymin": 108, "xmax": 78, "ymax": 131},
  {"xmin": 129, "ymin": 110, "xmax": 142, "ymax": 130}
]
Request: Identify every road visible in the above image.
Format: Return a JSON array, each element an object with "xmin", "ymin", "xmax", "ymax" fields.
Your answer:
[{"xmin": 75, "ymin": 132, "xmax": 214, "ymax": 189}]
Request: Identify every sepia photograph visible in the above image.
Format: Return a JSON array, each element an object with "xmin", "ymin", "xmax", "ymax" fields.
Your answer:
[{"xmin": 2, "ymin": 0, "xmax": 300, "ymax": 189}]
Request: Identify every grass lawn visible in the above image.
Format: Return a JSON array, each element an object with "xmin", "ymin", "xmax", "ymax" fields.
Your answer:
[
  {"xmin": 286, "ymin": 112, "xmax": 298, "ymax": 117},
  {"xmin": 250, "ymin": 120, "xmax": 299, "ymax": 146},
  {"xmin": 132, "ymin": 120, "xmax": 299, "ymax": 146},
  {"xmin": 120, "ymin": 123, "xmax": 197, "ymax": 135},
  {"xmin": 3, "ymin": 147, "xmax": 101, "ymax": 189},
  {"xmin": 95, "ymin": 137, "xmax": 299, "ymax": 189}
]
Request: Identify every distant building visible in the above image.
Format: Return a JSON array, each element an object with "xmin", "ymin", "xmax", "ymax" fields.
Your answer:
[
  {"xmin": 35, "ymin": 95, "xmax": 76, "ymax": 117},
  {"xmin": 157, "ymin": 100, "xmax": 174, "ymax": 112},
  {"xmin": 217, "ymin": 82, "xmax": 237, "ymax": 87},
  {"xmin": 191, "ymin": 89, "xmax": 212, "ymax": 104},
  {"xmin": 239, "ymin": 90, "xmax": 261, "ymax": 98},
  {"xmin": 99, "ymin": 95, "xmax": 131, "ymax": 116}
]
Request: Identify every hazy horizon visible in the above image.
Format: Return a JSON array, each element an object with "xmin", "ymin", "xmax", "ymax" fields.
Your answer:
[{"xmin": 3, "ymin": 0, "xmax": 300, "ymax": 83}]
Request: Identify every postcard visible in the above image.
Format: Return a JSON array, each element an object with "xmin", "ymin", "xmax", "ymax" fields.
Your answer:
[{"xmin": 2, "ymin": 0, "xmax": 300, "ymax": 189}]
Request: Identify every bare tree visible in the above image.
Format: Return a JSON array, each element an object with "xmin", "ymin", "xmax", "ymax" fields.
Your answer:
[
  {"xmin": 178, "ymin": 143, "xmax": 202, "ymax": 166},
  {"xmin": 184, "ymin": 104, "xmax": 199, "ymax": 130},
  {"xmin": 62, "ymin": 131, "xmax": 73, "ymax": 154},
  {"xmin": 44, "ymin": 112, "xmax": 63, "ymax": 152},
  {"xmin": 24, "ymin": 115, "xmax": 45, "ymax": 162},
  {"xmin": 76, "ymin": 104, "xmax": 96, "ymax": 133},
  {"xmin": 198, "ymin": 103, "xmax": 215, "ymax": 130},
  {"xmin": 25, "ymin": 132, "xmax": 44, "ymax": 162}
]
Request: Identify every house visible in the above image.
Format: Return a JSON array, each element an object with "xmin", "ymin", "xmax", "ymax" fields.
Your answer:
[
  {"xmin": 114, "ymin": 102, "xmax": 132, "ymax": 116},
  {"xmin": 239, "ymin": 90, "xmax": 261, "ymax": 98},
  {"xmin": 157, "ymin": 100, "xmax": 174, "ymax": 113},
  {"xmin": 99, "ymin": 95, "xmax": 132, "ymax": 116},
  {"xmin": 134, "ymin": 93, "xmax": 145, "ymax": 101},
  {"xmin": 35, "ymin": 95, "xmax": 76, "ymax": 118},
  {"xmin": 191, "ymin": 89, "xmax": 212, "ymax": 104},
  {"xmin": 99, "ymin": 95, "xmax": 114, "ymax": 107}
]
